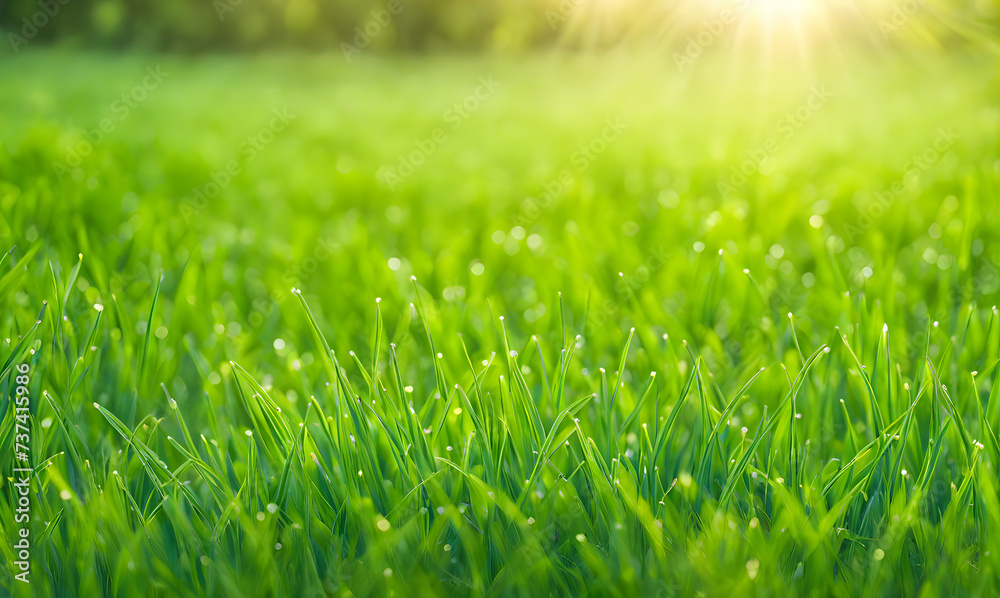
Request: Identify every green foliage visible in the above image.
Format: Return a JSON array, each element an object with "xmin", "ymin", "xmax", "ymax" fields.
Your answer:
[
  {"xmin": 1, "ymin": 50, "xmax": 1000, "ymax": 596},
  {"xmin": 1, "ymin": 0, "xmax": 999, "ymax": 53}
]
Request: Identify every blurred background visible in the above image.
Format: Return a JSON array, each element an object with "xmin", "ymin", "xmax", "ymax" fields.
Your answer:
[{"xmin": 2, "ymin": 0, "xmax": 999, "ymax": 52}]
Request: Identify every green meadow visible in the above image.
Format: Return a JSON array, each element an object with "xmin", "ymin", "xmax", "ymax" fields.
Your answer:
[{"xmin": 2, "ymin": 47, "xmax": 1000, "ymax": 596}]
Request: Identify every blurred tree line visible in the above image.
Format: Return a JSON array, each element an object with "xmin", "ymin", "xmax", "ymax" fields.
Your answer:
[
  {"xmin": 2, "ymin": 0, "xmax": 998, "ymax": 53},
  {"xmin": 1, "ymin": 0, "xmax": 559, "ymax": 51}
]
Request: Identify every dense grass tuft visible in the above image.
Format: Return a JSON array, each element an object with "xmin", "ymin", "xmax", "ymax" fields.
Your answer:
[{"xmin": 2, "ymin": 50, "xmax": 1000, "ymax": 596}]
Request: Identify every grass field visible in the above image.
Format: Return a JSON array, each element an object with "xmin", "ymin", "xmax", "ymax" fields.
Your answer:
[{"xmin": 2, "ymin": 48, "xmax": 1000, "ymax": 596}]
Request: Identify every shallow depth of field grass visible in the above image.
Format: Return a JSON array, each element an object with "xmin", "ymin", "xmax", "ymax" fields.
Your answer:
[{"xmin": 1, "ymin": 48, "xmax": 1000, "ymax": 596}]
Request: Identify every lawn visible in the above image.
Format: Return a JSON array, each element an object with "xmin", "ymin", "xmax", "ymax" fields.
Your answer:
[{"xmin": 1, "ymin": 48, "xmax": 1000, "ymax": 596}]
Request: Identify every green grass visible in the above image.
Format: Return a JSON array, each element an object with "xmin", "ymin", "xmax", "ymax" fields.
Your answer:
[{"xmin": 1, "ymin": 48, "xmax": 1000, "ymax": 596}]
